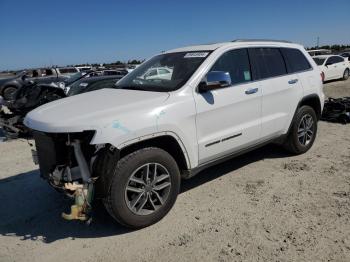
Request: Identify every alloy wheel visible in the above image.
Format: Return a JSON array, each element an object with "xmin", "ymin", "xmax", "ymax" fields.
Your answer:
[
  {"xmin": 125, "ymin": 163, "xmax": 171, "ymax": 215},
  {"xmin": 297, "ymin": 114, "xmax": 314, "ymax": 146}
]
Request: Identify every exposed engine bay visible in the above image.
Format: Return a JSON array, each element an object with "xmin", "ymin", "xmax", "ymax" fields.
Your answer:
[{"xmin": 32, "ymin": 131, "xmax": 102, "ymax": 222}]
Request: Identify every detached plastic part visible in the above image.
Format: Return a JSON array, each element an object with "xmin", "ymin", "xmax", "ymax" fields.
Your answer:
[
  {"xmin": 62, "ymin": 205, "xmax": 88, "ymax": 221},
  {"xmin": 62, "ymin": 183, "xmax": 94, "ymax": 221}
]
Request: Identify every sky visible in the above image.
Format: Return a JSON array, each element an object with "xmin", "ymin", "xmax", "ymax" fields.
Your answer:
[{"xmin": 0, "ymin": 0, "xmax": 349, "ymax": 71}]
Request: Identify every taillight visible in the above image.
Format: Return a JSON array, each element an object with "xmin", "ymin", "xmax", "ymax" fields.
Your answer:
[{"xmin": 321, "ymin": 72, "xmax": 325, "ymax": 82}]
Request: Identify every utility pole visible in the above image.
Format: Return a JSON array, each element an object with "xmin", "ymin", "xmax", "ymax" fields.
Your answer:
[{"xmin": 316, "ymin": 37, "xmax": 320, "ymax": 48}]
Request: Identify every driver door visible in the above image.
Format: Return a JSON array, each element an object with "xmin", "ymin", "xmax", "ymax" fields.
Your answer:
[{"xmin": 194, "ymin": 48, "xmax": 262, "ymax": 164}]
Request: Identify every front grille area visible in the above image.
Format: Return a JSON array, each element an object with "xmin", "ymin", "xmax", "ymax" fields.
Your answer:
[{"xmin": 33, "ymin": 131, "xmax": 96, "ymax": 179}]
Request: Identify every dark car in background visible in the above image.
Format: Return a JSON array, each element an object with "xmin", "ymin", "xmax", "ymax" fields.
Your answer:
[
  {"xmin": 0, "ymin": 68, "xmax": 79, "ymax": 100},
  {"xmin": 66, "ymin": 74, "xmax": 122, "ymax": 96},
  {"xmin": 0, "ymin": 73, "xmax": 123, "ymax": 138}
]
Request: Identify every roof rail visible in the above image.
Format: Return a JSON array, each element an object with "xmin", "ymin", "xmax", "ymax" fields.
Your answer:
[{"xmin": 232, "ymin": 39, "xmax": 293, "ymax": 43}]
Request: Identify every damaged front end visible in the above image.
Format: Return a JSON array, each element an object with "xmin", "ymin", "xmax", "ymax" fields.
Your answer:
[{"xmin": 32, "ymin": 130, "xmax": 100, "ymax": 222}]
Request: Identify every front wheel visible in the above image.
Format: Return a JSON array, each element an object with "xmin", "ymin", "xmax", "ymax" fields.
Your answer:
[
  {"xmin": 2, "ymin": 86, "xmax": 17, "ymax": 101},
  {"xmin": 284, "ymin": 105, "xmax": 318, "ymax": 154},
  {"xmin": 104, "ymin": 147, "xmax": 181, "ymax": 228},
  {"xmin": 343, "ymin": 69, "xmax": 349, "ymax": 80}
]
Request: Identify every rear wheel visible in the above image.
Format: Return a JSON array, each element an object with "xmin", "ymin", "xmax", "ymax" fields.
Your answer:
[
  {"xmin": 343, "ymin": 69, "xmax": 349, "ymax": 80},
  {"xmin": 104, "ymin": 147, "xmax": 180, "ymax": 228},
  {"xmin": 284, "ymin": 105, "xmax": 317, "ymax": 154}
]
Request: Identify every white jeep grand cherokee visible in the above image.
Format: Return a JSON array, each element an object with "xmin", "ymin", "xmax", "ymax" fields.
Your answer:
[{"xmin": 24, "ymin": 40, "xmax": 325, "ymax": 228}]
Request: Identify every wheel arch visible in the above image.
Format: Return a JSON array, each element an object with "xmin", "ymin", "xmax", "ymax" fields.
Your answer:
[
  {"xmin": 280, "ymin": 93, "xmax": 322, "ymax": 141},
  {"xmin": 298, "ymin": 94, "xmax": 322, "ymax": 120},
  {"xmin": 93, "ymin": 133, "xmax": 191, "ymax": 199},
  {"xmin": 118, "ymin": 133, "xmax": 190, "ymax": 171}
]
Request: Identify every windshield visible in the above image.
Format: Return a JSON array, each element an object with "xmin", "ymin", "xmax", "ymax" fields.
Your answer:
[
  {"xmin": 313, "ymin": 58, "xmax": 326, "ymax": 66},
  {"xmin": 116, "ymin": 51, "xmax": 210, "ymax": 92}
]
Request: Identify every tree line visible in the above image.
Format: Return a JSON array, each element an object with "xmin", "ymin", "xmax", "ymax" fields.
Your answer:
[{"xmin": 306, "ymin": 44, "xmax": 350, "ymax": 52}]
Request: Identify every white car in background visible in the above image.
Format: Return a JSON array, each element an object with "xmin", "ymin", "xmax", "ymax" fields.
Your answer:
[
  {"xmin": 142, "ymin": 67, "xmax": 173, "ymax": 80},
  {"xmin": 313, "ymin": 55, "xmax": 350, "ymax": 82}
]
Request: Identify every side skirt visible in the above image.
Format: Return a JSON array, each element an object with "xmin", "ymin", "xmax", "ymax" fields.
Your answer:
[{"xmin": 181, "ymin": 136, "xmax": 281, "ymax": 179}]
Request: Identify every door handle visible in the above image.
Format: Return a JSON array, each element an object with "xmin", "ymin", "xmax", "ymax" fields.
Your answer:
[
  {"xmin": 245, "ymin": 88, "xmax": 258, "ymax": 95},
  {"xmin": 288, "ymin": 79, "xmax": 299, "ymax": 84}
]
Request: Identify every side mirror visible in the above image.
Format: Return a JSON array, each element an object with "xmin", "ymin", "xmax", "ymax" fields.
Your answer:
[
  {"xmin": 325, "ymin": 61, "xmax": 333, "ymax": 66},
  {"xmin": 198, "ymin": 71, "xmax": 231, "ymax": 93}
]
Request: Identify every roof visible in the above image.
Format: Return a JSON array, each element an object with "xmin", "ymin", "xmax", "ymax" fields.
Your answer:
[{"xmin": 165, "ymin": 39, "xmax": 301, "ymax": 53}]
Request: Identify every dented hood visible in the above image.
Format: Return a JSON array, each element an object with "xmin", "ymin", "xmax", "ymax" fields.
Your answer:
[{"xmin": 24, "ymin": 88, "xmax": 169, "ymax": 133}]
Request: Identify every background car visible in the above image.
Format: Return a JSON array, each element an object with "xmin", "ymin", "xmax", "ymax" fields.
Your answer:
[
  {"xmin": 307, "ymin": 49, "xmax": 332, "ymax": 56},
  {"xmin": 141, "ymin": 67, "xmax": 173, "ymax": 80},
  {"xmin": 313, "ymin": 55, "xmax": 350, "ymax": 82},
  {"xmin": 65, "ymin": 74, "xmax": 122, "ymax": 96},
  {"xmin": 0, "ymin": 74, "xmax": 123, "ymax": 138},
  {"xmin": 0, "ymin": 67, "xmax": 80, "ymax": 100}
]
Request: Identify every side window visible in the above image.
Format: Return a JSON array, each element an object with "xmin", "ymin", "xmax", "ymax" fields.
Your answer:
[
  {"xmin": 327, "ymin": 56, "xmax": 339, "ymax": 65},
  {"xmin": 280, "ymin": 48, "xmax": 311, "ymax": 73},
  {"xmin": 333, "ymin": 56, "xmax": 344, "ymax": 63},
  {"xmin": 210, "ymin": 48, "xmax": 252, "ymax": 85},
  {"xmin": 159, "ymin": 69, "xmax": 170, "ymax": 75},
  {"xmin": 248, "ymin": 48, "xmax": 287, "ymax": 80},
  {"xmin": 148, "ymin": 69, "xmax": 157, "ymax": 76}
]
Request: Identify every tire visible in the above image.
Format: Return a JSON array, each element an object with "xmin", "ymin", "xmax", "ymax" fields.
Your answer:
[
  {"xmin": 343, "ymin": 69, "xmax": 349, "ymax": 81},
  {"xmin": 2, "ymin": 86, "xmax": 17, "ymax": 101},
  {"xmin": 283, "ymin": 105, "xmax": 318, "ymax": 154},
  {"xmin": 104, "ymin": 147, "xmax": 181, "ymax": 228}
]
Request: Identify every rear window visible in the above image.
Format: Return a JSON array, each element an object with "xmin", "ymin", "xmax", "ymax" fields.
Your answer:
[
  {"xmin": 248, "ymin": 48, "xmax": 287, "ymax": 80},
  {"xmin": 313, "ymin": 58, "xmax": 326, "ymax": 66},
  {"xmin": 281, "ymin": 48, "xmax": 311, "ymax": 73}
]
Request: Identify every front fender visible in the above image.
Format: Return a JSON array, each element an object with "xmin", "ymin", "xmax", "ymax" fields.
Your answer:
[{"xmin": 90, "ymin": 93, "xmax": 199, "ymax": 168}]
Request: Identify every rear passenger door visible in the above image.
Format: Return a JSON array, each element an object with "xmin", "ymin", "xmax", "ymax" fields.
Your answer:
[
  {"xmin": 325, "ymin": 56, "xmax": 339, "ymax": 79},
  {"xmin": 248, "ymin": 47, "xmax": 304, "ymax": 139},
  {"xmin": 332, "ymin": 56, "xmax": 346, "ymax": 78}
]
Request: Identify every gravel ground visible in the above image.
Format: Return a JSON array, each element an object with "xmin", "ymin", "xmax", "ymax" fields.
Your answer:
[{"xmin": 0, "ymin": 80, "xmax": 350, "ymax": 262}]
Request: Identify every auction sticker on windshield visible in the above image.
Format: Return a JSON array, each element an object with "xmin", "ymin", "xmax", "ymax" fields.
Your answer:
[{"xmin": 184, "ymin": 52, "xmax": 209, "ymax": 58}]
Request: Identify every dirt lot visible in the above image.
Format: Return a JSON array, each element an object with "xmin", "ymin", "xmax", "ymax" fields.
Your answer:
[{"xmin": 0, "ymin": 80, "xmax": 350, "ymax": 262}]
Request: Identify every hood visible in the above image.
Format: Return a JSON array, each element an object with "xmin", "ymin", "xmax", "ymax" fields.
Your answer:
[{"xmin": 24, "ymin": 88, "xmax": 169, "ymax": 133}]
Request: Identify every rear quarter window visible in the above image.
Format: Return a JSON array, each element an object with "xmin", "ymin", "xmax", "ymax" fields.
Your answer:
[{"xmin": 281, "ymin": 48, "xmax": 312, "ymax": 73}]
